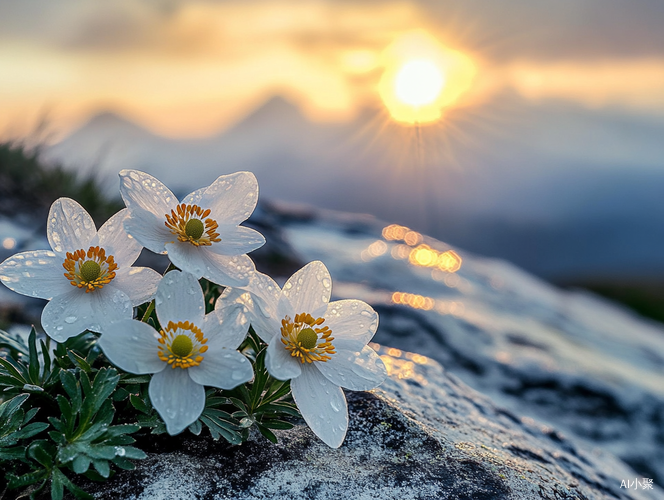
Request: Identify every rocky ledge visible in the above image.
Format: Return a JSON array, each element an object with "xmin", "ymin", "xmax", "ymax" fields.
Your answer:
[{"xmin": 76, "ymin": 346, "xmax": 658, "ymax": 500}]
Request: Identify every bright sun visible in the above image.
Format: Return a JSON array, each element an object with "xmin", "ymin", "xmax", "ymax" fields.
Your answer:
[
  {"xmin": 379, "ymin": 31, "xmax": 476, "ymax": 125},
  {"xmin": 394, "ymin": 60, "xmax": 445, "ymax": 107}
]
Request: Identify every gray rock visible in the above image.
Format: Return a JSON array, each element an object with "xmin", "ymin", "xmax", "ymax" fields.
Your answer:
[
  {"xmin": 265, "ymin": 203, "xmax": 664, "ymax": 486},
  {"xmin": 79, "ymin": 347, "xmax": 660, "ymax": 500}
]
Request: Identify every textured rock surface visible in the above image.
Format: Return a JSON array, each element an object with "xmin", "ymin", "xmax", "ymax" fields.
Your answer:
[
  {"xmin": 257, "ymin": 202, "xmax": 664, "ymax": 486},
  {"xmin": 78, "ymin": 346, "xmax": 659, "ymax": 500}
]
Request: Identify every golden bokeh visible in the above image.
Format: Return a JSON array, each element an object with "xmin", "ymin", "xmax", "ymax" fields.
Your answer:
[{"xmin": 379, "ymin": 30, "xmax": 476, "ymax": 124}]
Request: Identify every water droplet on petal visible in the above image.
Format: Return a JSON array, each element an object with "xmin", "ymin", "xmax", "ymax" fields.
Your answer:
[{"xmin": 64, "ymin": 316, "xmax": 77, "ymax": 324}]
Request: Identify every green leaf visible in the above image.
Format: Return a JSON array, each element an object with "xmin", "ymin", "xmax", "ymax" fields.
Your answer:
[
  {"xmin": 0, "ymin": 447, "xmax": 26, "ymax": 460},
  {"xmin": 117, "ymin": 446, "xmax": 147, "ymax": 460},
  {"xmin": 188, "ymin": 420, "xmax": 202, "ymax": 435},
  {"xmin": 113, "ymin": 387, "xmax": 130, "ymax": 401},
  {"xmin": 60, "ymin": 370, "xmax": 81, "ymax": 412},
  {"xmin": 11, "ymin": 421, "xmax": 49, "ymax": 441},
  {"xmin": 56, "ymin": 394, "xmax": 74, "ymax": 425},
  {"xmin": 92, "ymin": 458, "xmax": 110, "ymax": 478},
  {"xmin": 72, "ymin": 454, "xmax": 91, "ymax": 474},
  {"xmin": 27, "ymin": 440, "xmax": 55, "ymax": 469},
  {"xmin": 256, "ymin": 424, "xmax": 278, "ymax": 444},
  {"xmin": 112, "ymin": 456, "xmax": 135, "ymax": 470},
  {"xmin": 259, "ymin": 419, "xmax": 294, "ymax": 430},
  {"xmin": 27, "ymin": 328, "xmax": 40, "ymax": 383},
  {"xmin": 7, "ymin": 469, "xmax": 47, "ymax": 489},
  {"xmin": 120, "ymin": 374, "xmax": 151, "ymax": 384},
  {"xmin": 0, "ymin": 393, "xmax": 29, "ymax": 422},
  {"xmin": 67, "ymin": 350, "xmax": 92, "ymax": 373},
  {"xmin": 130, "ymin": 394, "xmax": 150, "ymax": 415}
]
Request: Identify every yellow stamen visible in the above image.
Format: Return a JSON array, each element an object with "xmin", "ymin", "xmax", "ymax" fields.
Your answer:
[
  {"xmin": 281, "ymin": 313, "xmax": 335, "ymax": 364},
  {"xmin": 164, "ymin": 203, "xmax": 221, "ymax": 247},
  {"xmin": 63, "ymin": 246, "xmax": 117, "ymax": 293},
  {"xmin": 157, "ymin": 320, "xmax": 209, "ymax": 369}
]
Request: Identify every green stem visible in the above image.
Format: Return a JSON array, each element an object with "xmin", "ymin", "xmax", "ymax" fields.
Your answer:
[{"xmin": 141, "ymin": 301, "xmax": 155, "ymax": 323}]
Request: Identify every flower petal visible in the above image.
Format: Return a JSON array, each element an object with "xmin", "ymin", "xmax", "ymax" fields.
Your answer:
[
  {"xmin": 316, "ymin": 346, "xmax": 387, "ymax": 391},
  {"xmin": 98, "ymin": 319, "xmax": 165, "ymax": 374},
  {"xmin": 291, "ymin": 365, "xmax": 348, "ymax": 448},
  {"xmin": 324, "ymin": 300, "xmax": 378, "ymax": 352},
  {"xmin": 207, "ymin": 226, "xmax": 265, "ymax": 256},
  {"xmin": 95, "ymin": 208, "xmax": 142, "ymax": 266},
  {"xmin": 41, "ymin": 286, "xmax": 133, "ymax": 342},
  {"xmin": 166, "ymin": 242, "xmax": 254, "ymax": 287},
  {"xmin": 282, "ymin": 261, "xmax": 331, "ymax": 317},
  {"xmin": 47, "ymin": 198, "xmax": 96, "ymax": 257},
  {"xmin": 198, "ymin": 172, "xmax": 259, "ymax": 225},
  {"xmin": 181, "ymin": 186, "xmax": 206, "ymax": 207},
  {"xmin": 149, "ymin": 368, "xmax": 205, "ymax": 435},
  {"xmin": 188, "ymin": 343, "xmax": 253, "ymax": 390},
  {"xmin": 113, "ymin": 267, "xmax": 161, "ymax": 307},
  {"xmin": 119, "ymin": 169, "xmax": 177, "ymax": 219},
  {"xmin": 0, "ymin": 250, "xmax": 70, "ymax": 299},
  {"xmin": 265, "ymin": 335, "xmax": 302, "ymax": 380},
  {"xmin": 204, "ymin": 302, "xmax": 249, "ymax": 349},
  {"xmin": 224, "ymin": 271, "xmax": 281, "ymax": 343},
  {"xmin": 123, "ymin": 206, "xmax": 173, "ymax": 254},
  {"xmin": 154, "ymin": 270, "xmax": 205, "ymax": 328}
]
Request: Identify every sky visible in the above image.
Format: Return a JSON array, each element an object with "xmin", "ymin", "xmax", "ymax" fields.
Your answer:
[
  {"xmin": 3, "ymin": 0, "xmax": 664, "ymax": 139},
  {"xmin": 4, "ymin": 0, "xmax": 664, "ymax": 282}
]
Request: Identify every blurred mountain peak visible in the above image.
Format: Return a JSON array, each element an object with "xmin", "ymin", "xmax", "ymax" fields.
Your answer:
[{"xmin": 226, "ymin": 94, "xmax": 309, "ymax": 135}]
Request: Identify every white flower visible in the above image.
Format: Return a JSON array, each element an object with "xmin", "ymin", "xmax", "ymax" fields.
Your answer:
[
  {"xmin": 98, "ymin": 270, "xmax": 253, "ymax": 435},
  {"xmin": 119, "ymin": 169, "xmax": 264, "ymax": 287},
  {"xmin": 232, "ymin": 261, "xmax": 387, "ymax": 448},
  {"xmin": 0, "ymin": 198, "xmax": 161, "ymax": 342}
]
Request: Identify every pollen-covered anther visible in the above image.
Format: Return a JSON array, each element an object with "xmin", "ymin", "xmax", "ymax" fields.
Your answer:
[
  {"xmin": 281, "ymin": 313, "xmax": 335, "ymax": 364},
  {"xmin": 164, "ymin": 203, "xmax": 221, "ymax": 247},
  {"xmin": 158, "ymin": 320, "xmax": 209, "ymax": 369},
  {"xmin": 63, "ymin": 246, "xmax": 117, "ymax": 292}
]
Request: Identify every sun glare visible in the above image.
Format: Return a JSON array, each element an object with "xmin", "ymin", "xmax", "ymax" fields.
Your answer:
[
  {"xmin": 395, "ymin": 60, "xmax": 445, "ymax": 106},
  {"xmin": 380, "ymin": 31, "xmax": 476, "ymax": 125}
]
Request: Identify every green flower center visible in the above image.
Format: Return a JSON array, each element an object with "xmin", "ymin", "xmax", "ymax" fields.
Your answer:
[
  {"xmin": 184, "ymin": 219, "xmax": 205, "ymax": 240},
  {"xmin": 79, "ymin": 260, "xmax": 101, "ymax": 282},
  {"xmin": 171, "ymin": 334, "xmax": 194, "ymax": 357},
  {"xmin": 296, "ymin": 328, "xmax": 318, "ymax": 349}
]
